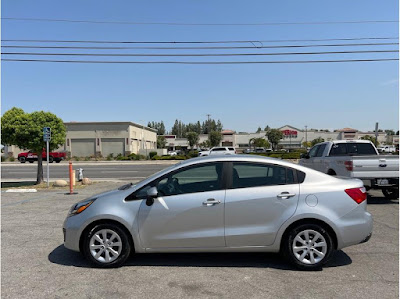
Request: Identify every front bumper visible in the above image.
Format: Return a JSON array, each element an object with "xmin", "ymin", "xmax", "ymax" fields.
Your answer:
[{"xmin": 63, "ymin": 216, "xmax": 83, "ymax": 252}]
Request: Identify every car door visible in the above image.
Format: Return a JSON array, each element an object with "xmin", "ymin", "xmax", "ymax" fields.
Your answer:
[
  {"xmin": 137, "ymin": 162, "xmax": 226, "ymax": 249},
  {"xmin": 313, "ymin": 143, "xmax": 327, "ymax": 172},
  {"xmin": 224, "ymin": 162, "xmax": 300, "ymax": 247},
  {"xmin": 301, "ymin": 145, "xmax": 320, "ymax": 170}
]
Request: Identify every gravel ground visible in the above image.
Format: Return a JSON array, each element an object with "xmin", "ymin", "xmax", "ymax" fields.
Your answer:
[{"xmin": 1, "ymin": 183, "xmax": 398, "ymax": 299}]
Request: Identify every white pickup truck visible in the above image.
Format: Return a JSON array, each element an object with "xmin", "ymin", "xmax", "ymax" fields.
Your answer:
[{"xmin": 299, "ymin": 140, "xmax": 399, "ymax": 199}]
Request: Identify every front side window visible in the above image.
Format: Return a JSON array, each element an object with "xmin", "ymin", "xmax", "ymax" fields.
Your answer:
[
  {"xmin": 231, "ymin": 163, "xmax": 296, "ymax": 189},
  {"xmin": 156, "ymin": 163, "xmax": 224, "ymax": 196},
  {"xmin": 308, "ymin": 145, "xmax": 320, "ymax": 158},
  {"xmin": 315, "ymin": 144, "xmax": 326, "ymax": 157}
]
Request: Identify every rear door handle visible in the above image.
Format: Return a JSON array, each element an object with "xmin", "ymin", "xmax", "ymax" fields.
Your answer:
[
  {"xmin": 277, "ymin": 192, "xmax": 296, "ymax": 199},
  {"xmin": 202, "ymin": 199, "xmax": 221, "ymax": 206}
]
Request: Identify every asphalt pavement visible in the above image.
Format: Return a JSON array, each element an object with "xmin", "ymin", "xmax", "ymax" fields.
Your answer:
[
  {"xmin": 1, "ymin": 185, "xmax": 398, "ymax": 298},
  {"xmin": 1, "ymin": 161, "xmax": 178, "ymax": 182}
]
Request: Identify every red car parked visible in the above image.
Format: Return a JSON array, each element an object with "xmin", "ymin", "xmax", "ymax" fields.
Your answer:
[{"xmin": 18, "ymin": 151, "xmax": 66, "ymax": 163}]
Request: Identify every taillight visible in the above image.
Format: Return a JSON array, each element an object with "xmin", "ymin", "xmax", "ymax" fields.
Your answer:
[
  {"xmin": 345, "ymin": 187, "xmax": 367, "ymax": 204},
  {"xmin": 344, "ymin": 161, "xmax": 353, "ymax": 171}
]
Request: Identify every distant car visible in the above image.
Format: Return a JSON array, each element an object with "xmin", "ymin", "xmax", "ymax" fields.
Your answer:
[
  {"xmin": 63, "ymin": 155, "xmax": 372, "ymax": 270},
  {"xmin": 18, "ymin": 150, "xmax": 66, "ymax": 163},
  {"xmin": 167, "ymin": 151, "xmax": 178, "ymax": 156},
  {"xmin": 199, "ymin": 147, "xmax": 236, "ymax": 156},
  {"xmin": 377, "ymin": 145, "xmax": 396, "ymax": 153},
  {"xmin": 243, "ymin": 148, "xmax": 254, "ymax": 154},
  {"xmin": 254, "ymin": 147, "xmax": 272, "ymax": 153}
]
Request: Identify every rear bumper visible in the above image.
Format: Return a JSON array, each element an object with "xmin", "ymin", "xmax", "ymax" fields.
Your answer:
[
  {"xmin": 335, "ymin": 207, "xmax": 373, "ymax": 250},
  {"xmin": 361, "ymin": 178, "xmax": 399, "ymax": 189}
]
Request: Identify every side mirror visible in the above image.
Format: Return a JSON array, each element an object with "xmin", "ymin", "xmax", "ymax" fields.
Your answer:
[{"xmin": 146, "ymin": 187, "xmax": 158, "ymax": 206}]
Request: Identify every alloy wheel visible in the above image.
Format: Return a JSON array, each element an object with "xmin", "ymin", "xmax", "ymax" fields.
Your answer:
[
  {"xmin": 292, "ymin": 229, "xmax": 327, "ymax": 265},
  {"xmin": 89, "ymin": 229, "xmax": 123, "ymax": 263}
]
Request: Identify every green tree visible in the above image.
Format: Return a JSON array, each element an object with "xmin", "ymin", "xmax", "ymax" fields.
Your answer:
[
  {"xmin": 302, "ymin": 141, "xmax": 312, "ymax": 148},
  {"xmin": 251, "ymin": 137, "xmax": 270, "ymax": 148},
  {"xmin": 157, "ymin": 136, "xmax": 167, "ymax": 149},
  {"xmin": 256, "ymin": 127, "xmax": 262, "ymax": 133},
  {"xmin": 186, "ymin": 132, "xmax": 199, "ymax": 149},
  {"xmin": 360, "ymin": 135, "xmax": 379, "ymax": 146},
  {"xmin": 311, "ymin": 137, "xmax": 325, "ymax": 146},
  {"xmin": 1, "ymin": 107, "xmax": 66, "ymax": 184},
  {"xmin": 266, "ymin": 129, "xmax": 283, "ymax": 150},
  {"xmin": 209, "ymin": 131, "xmax": 223, "ymax": 147},
  {"xmin": 264, "ymin": 125, "xmax": 270, "ymax": 132},
  {"xmin": 385, "ymin": 129, "xmax": 395, "ymax": 136}
]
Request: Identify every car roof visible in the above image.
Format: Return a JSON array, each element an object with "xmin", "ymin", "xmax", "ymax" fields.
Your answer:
[{"xmin": 173, "ymin": 154, "xmax": 302, "ymax": 170}]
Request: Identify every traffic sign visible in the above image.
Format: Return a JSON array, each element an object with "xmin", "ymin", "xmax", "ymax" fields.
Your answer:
[{"xmin": 43, "ymin": 127, "xmax": 51, "ymax": 142}]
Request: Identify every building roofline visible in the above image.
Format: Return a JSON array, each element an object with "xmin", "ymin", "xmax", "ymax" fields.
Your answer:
[{"xmin": 64, "ymin": 121, "xmax": 158, "ymax": 132}]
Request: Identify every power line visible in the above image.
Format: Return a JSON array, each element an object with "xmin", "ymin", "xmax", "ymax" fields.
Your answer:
[
  {"xmin": 2, "ymin": 17, "xmax": 398, "ymax": 26},
  {"xmin": 2, "ymin": 58, "xmax": 398, "ymax": 64},
  {"xmin": 3, "ymin": 50, "xmax": 397, "ymax": 57},
  {"xmin": 2, "ymin": 37, "xmax": 398, "ymax": 44},
  {"xmin": 2, "ymin": 42, "xmax": 397, "ymax": 50}
]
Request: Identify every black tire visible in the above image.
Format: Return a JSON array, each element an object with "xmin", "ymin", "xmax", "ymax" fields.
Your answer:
[
  {"xmin": 55, "ymin": 159, "xmax": 61, "ymax": 163},
  {"xmin": 282, "ymin": 223, "xmax": 334, "ymax": 271},
  {"xmin": 19, "ymin": 157, "xmax": 26, "ymax": 163},
  {"xmin": 48, "ymin": 156, "xmax": 54, "ymax": 163},
  {"xmin": 28, "ymin": 160, "xmax": 34, "ymax": 163},
  {"xmin": 327, "ymin": 169, "xmax": 336, "ymax": 176},
  {"xmin": 382, "ymin": 188, "xmax": 399, "ymax": 199},
  {"xmin": 82, "ymin": 223, "xmax": 131, "ymax": 268}
]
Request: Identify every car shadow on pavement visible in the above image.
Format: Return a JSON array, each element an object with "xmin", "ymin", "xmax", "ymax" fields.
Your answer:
[
  {"xmin": 48, "ymin": 245, "xmax": 351, "ymax": 271},
  {"xmin": 367, "ymin": 193, "xmax": 399, "ymax": 205}
]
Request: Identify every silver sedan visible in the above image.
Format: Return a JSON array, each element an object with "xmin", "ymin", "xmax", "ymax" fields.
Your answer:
[{"xmin": 63, "ymin": 155, "xmax": 372, "ymax": 270}]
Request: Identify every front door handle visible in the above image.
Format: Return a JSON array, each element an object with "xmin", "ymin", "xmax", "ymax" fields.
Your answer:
[
  {"xmin": 277, "ymin": 192, "xmax": 296, "ymax": 199},
  {"xmin": 202, "ymin": 199, "xmax": 221, "ymax": 206}
]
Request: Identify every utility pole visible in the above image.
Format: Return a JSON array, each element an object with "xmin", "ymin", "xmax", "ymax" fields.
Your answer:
[
  {"xmin": 206, "ymin": 114, "xmax": 211, "ymax": 134},
  {"xmin": 305, "ymin": 125, "xmax": 308, "ymax": 147},
  {"xmin": 375, "ymin": 122, "xmax": 379, "ymax": 146}
]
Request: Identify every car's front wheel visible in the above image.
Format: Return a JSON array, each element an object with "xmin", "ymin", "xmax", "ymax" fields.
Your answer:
[
  {"xmin": 82, "ymin": 223, "xmax": 131, "ymax": 268},
  {"xmin": 283, "ymin": 224, "xmax": 334, "ymax": 270},
  {"xmin": 19, "ymin": 157, "xmax": 26, "ymax": 163}
]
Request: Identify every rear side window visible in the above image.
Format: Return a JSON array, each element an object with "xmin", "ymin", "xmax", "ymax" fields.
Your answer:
[
  {"xmin": 212, "ymin": 148, "xmax": 225, "ymax": 151},
  {"xmin": 228, "ymin": 147, "xmax": 235, "ymax": 151},
  {"xmin": 231, "ymin": 163, "xmax": 297, "ymax": 189}
]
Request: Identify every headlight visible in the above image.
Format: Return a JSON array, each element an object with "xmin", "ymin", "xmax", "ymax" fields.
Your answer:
[{"xmin": 68, "ymin": 198, "xmax": 97, "ymax": 216}]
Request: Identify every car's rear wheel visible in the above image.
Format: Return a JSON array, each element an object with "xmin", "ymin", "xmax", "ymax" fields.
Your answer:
[
  {"xmin": 48, "ymin": 156, "xmax": 54, "ymax": 163},
  {"xmin": 82, "ymin": 223, "xmax": 131, "ymax": 268},
  {"xmin": 283, "ymin": 224, "xmax": 334, "ymax": 270},
  {"xmin": 19, "ymin": 157, "xmax": 26, "ymax": 163},
  {"xmin": 382, "ymin": 188, "xmax": 399, "ymax": 199},
  {"xmin": 28, "ymin": 160, "xmax": 34, "ymax": 163}
]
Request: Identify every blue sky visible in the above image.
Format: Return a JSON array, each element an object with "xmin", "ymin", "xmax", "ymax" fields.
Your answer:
[{"xmin": 2, "ymin": 0, "xmax": 399, "ymax": 133}]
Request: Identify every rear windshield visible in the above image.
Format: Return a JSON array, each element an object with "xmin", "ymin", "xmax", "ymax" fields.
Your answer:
[{"xmin": 329, "ymin": 143, "xmax": 377, "ymax": 156}]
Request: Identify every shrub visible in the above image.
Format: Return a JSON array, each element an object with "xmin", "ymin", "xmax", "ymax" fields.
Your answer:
[
  {"xmin": 186, "ymin": 150, "xmax": 199, "ymax": 158},
  {"xmin": 9, "ymin": 156, "xmax": 15, "ymax": 162},
  {"xmin": 149, "ymin": 151, "xmax": 157, "ymax": 159},
  {"xmin": 73, "ymin": 156, "xmax": 80, "ymax": 161},
  {"xmin": 106, "ymin": 153, "xmax": 114, "ymax": 161},
  {"xmin": 84, "ymin": 156, "xmax": 90, "ymax": 161},
  {"xmin": 152, "ymin": 155, "xmax": 187, "ymax": 160},
  {"xmin": 1, "ymin": 156, "xmax": 5, "ymax": 162}
]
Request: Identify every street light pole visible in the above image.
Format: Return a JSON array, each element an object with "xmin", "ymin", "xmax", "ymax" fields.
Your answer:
[{"xmin": 305, "ymin": 125, "xmax": 308, "ymax": 147}]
